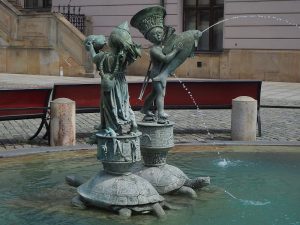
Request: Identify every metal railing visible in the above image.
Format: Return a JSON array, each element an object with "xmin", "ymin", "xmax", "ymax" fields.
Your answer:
[{"xmin": 53, "ymin": 5, "xmax": 85, "ymax": 34}]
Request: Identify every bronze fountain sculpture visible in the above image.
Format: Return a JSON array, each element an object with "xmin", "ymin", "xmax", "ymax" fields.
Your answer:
[
  {"xmin": 130, "ymin": 5, "xmax": 210, "ymax": 197},
  {"xmin": 66, "ymin": 6, "xmax": 210, "ymax": 218},
  {"xmin": 131, "ymin": 5, "xmax": 202, "ymax": 124},
  {"xmin": 66, "ymin": 22, "xmax": 166, "ymax": 218}
]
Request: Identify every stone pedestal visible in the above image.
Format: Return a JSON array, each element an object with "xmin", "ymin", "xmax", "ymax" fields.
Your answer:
[
  {"xmin": 50, "ymin": 98, "xmax": 76, "ymax": 146},
  {"xmin": 136, "ymin": 122, "xmax": 183, "ymax": 193},
  {"xmin": 96, "ymin": 132, "xmax": 142, "ymax": 174},
  {"xmin": 231, "ymin": 96, "xmax": 257, "ymax": 141},
  {"xmin": 138, "ymin": 122, "xmax": 174, "ymax": 166}
]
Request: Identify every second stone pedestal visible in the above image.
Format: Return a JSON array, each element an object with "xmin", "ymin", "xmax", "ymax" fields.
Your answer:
[
  {"xmin": 136, "ymin": 121, "xmax": 202, "ymax": 198},
  {"xmin": 138, "ymin": 122, "xmax": 174, "ymax": 166}
]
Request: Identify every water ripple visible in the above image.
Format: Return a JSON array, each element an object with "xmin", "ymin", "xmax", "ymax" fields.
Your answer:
[{"xmin": 225, "ymin": 190, "xmax": 271, "ymax": 206}]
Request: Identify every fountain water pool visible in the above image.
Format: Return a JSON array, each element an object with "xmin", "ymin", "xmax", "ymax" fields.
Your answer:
[{"xmin": 0, "ymin": 146, "xmax": 299, "ymax": 225}]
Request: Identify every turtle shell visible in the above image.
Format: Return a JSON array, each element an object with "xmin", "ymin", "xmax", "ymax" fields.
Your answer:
[
  {"xmin": 135, "ymin": 164, "xmax": 188, "ymax": 194},
  {"xmin": 77, "ymin": 171, "xmax": 164, "ymax": 207}
]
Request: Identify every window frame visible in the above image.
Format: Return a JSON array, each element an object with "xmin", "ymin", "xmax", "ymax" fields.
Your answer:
[{"xmin": 183, "ymin": 0, "xmax": 224, "ymax": 53}]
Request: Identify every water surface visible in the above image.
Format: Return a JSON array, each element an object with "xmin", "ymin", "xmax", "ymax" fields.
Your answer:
[{"xmin": 0, "ymin": 147, "xmax": 300, "ymax": 225}]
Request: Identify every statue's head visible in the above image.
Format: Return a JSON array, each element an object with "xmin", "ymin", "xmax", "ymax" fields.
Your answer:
[
  {"xmin": 146, "ymin": 27, "xmax": 164, "ymax": 45},
  {"xmin": 130, "ymin": 6, "xmax": 166, "ymax": 43}
]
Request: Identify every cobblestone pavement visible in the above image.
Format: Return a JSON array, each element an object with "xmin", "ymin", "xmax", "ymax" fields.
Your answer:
[
  {"xmin": 0, "ymin": 108, "xmax": 299, "ymax": 151},
  {"xmin": 0, "ymin": 73, "xmax": 300, "ymax": 151}
]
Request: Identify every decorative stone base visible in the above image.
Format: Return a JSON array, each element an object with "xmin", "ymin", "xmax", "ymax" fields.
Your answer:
[
  {"xmin": 102, "ymin": 161, "xmax": 133, "ymax": 175},
  {"xmin": 138, "ymin": 122, "xmax": 174, "ymax": 149},
  {"xmin": 138, "ymin": 122, "xmax": 174, "ymax": 166},
  {"xmin": 77, "ymin": 171, "xmax": 164, "ymax": 208},
  {"xmin": 96, "ymin": 132, "xmax": 141, "ymax": 174}
]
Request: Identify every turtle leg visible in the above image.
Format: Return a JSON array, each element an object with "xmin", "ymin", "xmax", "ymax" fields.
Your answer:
[
  {"xmin": 65, "ymin": 175, "xmax": 86, "ymax": 187},
  {"xmin": 152, "ymin": 203, "xmax": 166, "ymax": 218},
  {"xmin": 176, "ymin": 186, "xmax": 197, "ymax": 199},
  {"xmin": 118, "ymin": 208, "xmax": 132, "ymax": 217},
  {"xmin": 184, "ymin": 176, "xmax": 210, "ymax": 189},
  {"xmin": 71, "ymin": 195, "xmax": 87, "ymax": 209}
]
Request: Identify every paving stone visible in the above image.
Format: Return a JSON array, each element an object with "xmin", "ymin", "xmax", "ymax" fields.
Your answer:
[{"xmin": 1, "ymin": 107, "xmax": 299, "ymax": 151}]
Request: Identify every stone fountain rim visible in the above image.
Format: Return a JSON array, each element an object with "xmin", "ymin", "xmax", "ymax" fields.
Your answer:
[{"xmin": 1, "ymin": 141, "xmax": 300, "ymax": 158}]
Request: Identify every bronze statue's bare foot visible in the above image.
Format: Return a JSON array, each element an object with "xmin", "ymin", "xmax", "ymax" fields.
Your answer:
[
  {"xmin": 129, "ymin": 124, "xmax": 138, "ymax": 134},
  {"xmin": 157, "ymin": 117, "xmax": 167, "ymax": 124},
  {"xmin": 158, "ymin": 112, "xmax": 169, "ymax": 118},
  {"xmin": 140, "ymin": 108, "xmax": 155, "ymax": 116},
  {"xmin": 141, "ymin": 109, "xmax": 156, "ymax": 122},
  {"xmin": 157, "ymin": 112, "xmax": 169, "ymax": 124},
  {"xmin": 143, "ymin": 114, "xmax": 156, "ymax": 122}
]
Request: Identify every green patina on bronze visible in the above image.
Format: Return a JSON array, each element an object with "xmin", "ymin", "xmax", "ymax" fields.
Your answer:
[
  {"xmin": 65, "ymin": 9, "xmax": 210, "ymax": 218},
  {"xmin": 131, "ymin": 5, "xmax": 210, "ymax": 201},
  {"xmin": 84, "ymin": 22, "xmax": 141, "ymax": 137},
  {"xmin": 131, "ymin": 6, "xmax": 202, "ymax": 124},
  {"xmin": 77, "ymin": 22, "xmax": 167, "ymax": 217}
]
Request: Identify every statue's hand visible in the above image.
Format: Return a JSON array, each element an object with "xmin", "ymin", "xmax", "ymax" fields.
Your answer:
[
  {"xmin": 173, "ymin": 42, "xmax": 184, "ymax": 52},
  {"xmin": 118, "ymin": 50, "xmax": 125, "ymax": 58},
  {"xmin": 85, "ymin": 41, "xmax": 93, "ymax": 50}
]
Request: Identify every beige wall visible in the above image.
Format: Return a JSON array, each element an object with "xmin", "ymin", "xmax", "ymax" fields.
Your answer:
[
  {"xmin": 125, "ymin": 0, "xmax": 300, "ymax": 82},
  {"xmin": 51, "ymin": 0, "xmax": 300, "ymax": 82},
  {"xmin": 224, "ymin": 0, "xmax": 300, "ymax": 49},
  {"xmin": 52, "ymin": 0, "xmax": 182, "ymax": 48},
  {"xmin": 128, "ymin": 49, "xmax": 300, "ymax": 82},
  {"xmin": 3, "ymin": 0, "xmax": 299, "ymax": 81},
  {"xmin": 0, "ymin": 0, "xmax": 92, "ymax": 76}
]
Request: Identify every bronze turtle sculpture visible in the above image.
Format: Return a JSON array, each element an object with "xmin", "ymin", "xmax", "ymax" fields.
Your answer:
[
  {"xmin": 133, "ymin": 164, "xmax": 210, "ymax": 198},
  {"xmin": 66, "ymin": 172, "xmax": 170, "ymax": 217}
]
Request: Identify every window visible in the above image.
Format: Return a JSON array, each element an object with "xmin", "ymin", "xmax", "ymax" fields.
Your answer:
[
  {"xmin": 24, "ymin": 0, "xmax": 51, "ymax": 9},
  {"xmin": 183, "ymin": 0, "xmax": 224, "ymax": 52}
]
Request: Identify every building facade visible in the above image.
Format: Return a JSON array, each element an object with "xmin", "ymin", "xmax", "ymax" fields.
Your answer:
[
  {"xmin": 1, "ymin": 0, "xmax": 299, "ymax": 81},
  {"xmin": 0, "ymin": 0, "xmax": 93, "ymax": 77},
  {"xmin": 52, "ymin": 0, "xmax": 300, "ymax": 82}
]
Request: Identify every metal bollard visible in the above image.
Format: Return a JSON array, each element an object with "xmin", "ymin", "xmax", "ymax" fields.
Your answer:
[
  {"xmin": 50, "ymin": 98, "xmax": 76, "ymax": 146},
  {"xmin": 231, "ymin": 96, "xmax": 257, "ymax": 141}
]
